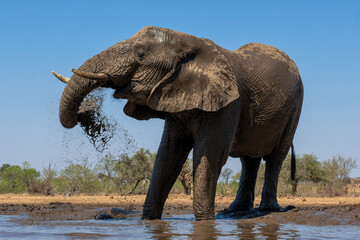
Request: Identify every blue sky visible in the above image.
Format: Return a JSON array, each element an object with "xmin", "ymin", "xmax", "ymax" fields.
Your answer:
[{"xmin": 0, "ymin": 0, "xmax": 359, "ymax": 177}]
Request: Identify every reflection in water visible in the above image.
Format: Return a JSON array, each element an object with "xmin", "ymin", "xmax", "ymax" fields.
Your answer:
[
  {"xmin": 143, "ymin": 220, "xmax": 172, "ymax": 240},
  {"xmin": 192, "ymin": 221, "xmax": 218, "ymax": 240},
  {"xmin": 236, "ymin": 222, "xmax": 256, "ymax": 239},
  {"xmin": 142, "ymin": 215, "xmax": 298, "ymax": 239}
]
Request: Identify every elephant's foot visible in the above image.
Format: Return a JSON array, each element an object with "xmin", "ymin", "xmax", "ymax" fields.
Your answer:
[
  {"xmin": 220, "ymin": 203, "xmax": 253, "ymax": 214},
  {"xmin": 216, "ymin": 207, "xmax": 256, "ymax": 219},
  {"xmin": 257, "ymin": 205, "xmax": 296, "ymax": 213},
  {"xmin": 141, "ymin": 203, "xmax": 163, "ymax": 220},
  {"xmin": 259, "ymin": 198, "xmax": 281, "ymax": 211},
  {"xmin": 216, "ymin": 200, "xmax": 256, "ymax": 219},
  {"xmin": 193, "ymin": 199, "xmax": 215, "ymax": 220},
  {"xmin": 259, "ymin": 198, "xmax": 295, "ymax": 213},
  {"xmin": 141, "ymin": 212, "xmax": 161, "ymax": 220},
  {"xmin": 216, "ymin": 205, "xmax": 296, "ymax": 219},
  {"xmin": 194, "ymin": 211, "xmax": 215, "ymax": 221}
]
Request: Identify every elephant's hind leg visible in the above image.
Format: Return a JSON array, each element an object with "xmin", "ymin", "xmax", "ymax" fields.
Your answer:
[
  {"xmin": 260, "ymin": 109, "xmax": 301, "ymax": 211},
  {"xmin": 259, "ymin": 152, "xmax": 287, "ymax": 211},
  {"xmin": 142, "ymin": 119, "xmax": 193, "ymax": 220},
  {"xmin": 225, "ymin": 157, "xmax": 261, "ymax": 212}
]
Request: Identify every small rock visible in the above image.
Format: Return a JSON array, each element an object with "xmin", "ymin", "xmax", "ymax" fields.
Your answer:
[
  {"xmin": 111, "ymin": 208, "xmax": 137, "ymax": 215},
  {"xmin": 95, "ymin": 213, "xmax": 113, "ymax": 220}
]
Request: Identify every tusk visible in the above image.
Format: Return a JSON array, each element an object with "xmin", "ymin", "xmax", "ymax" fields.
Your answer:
[
  {"xmin": 71, "ymin": 68, "xmax": 110, "ymax": 81},
  {"xmin": 52, "ymin": 71, "xmax": 70, "ymax": 84}
]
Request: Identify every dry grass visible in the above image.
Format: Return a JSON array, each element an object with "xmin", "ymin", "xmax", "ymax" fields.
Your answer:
[{"xmin": 1, "ymin": 194, "xmax": 360, "ymax": 209}]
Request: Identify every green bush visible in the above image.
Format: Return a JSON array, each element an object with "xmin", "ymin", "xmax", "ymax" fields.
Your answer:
[
  {"xmin": 53, "ymin": 163, "xmax": 101, "ymax": 194},
  {"xmin": 0, "ymin": 162, "xmax": 40, "ymax": 194},
  {"xmin": 318, "ymin": 156, "xmax": 357, "ymax": 196},
  {"xmin": 95, "ymin": 149, "xmax": 155, "ymax": 195},
  {"xmin": 170, "ymin": 180, "xmax": 186, "ymax": 194}
]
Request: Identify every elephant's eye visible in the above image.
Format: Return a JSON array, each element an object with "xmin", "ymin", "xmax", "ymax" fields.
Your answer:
[
  {"xmin": 135, "ymin": 47, "xmax": 145, "ymax": 61},
  {"xmin": 179, "ymin": 51, "xmax": 196, "ymax": 64}
]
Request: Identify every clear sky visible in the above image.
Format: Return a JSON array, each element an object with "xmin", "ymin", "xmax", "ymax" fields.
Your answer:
[{"xmin": 0, "ymin": 1, "xmax": 359, "ymax": 177}]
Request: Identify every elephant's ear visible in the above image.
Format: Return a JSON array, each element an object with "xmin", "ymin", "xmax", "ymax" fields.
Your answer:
[
  {"xmin": 124, "ymin": 101, "xmax": 165, "ymax": 120},
  {"xmin": 147, "ymin": 39, "xmax": 239, "ymax": 112}
]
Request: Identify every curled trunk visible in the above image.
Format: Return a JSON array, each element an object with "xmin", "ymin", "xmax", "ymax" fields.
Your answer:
[{"xmin": 59, "ymin": 77, "xmax": 100, "ymax": 128}]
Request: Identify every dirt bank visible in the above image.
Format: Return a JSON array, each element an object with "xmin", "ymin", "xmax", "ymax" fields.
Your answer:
[{"xmin": 1, "ymin": 194, "xmax": 360, "ymax": 226}]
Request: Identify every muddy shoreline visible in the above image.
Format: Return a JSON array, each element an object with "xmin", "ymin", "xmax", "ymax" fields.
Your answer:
[{"xmin": 1, "ymin": 194, "xmax": 360, "ymax": 226}]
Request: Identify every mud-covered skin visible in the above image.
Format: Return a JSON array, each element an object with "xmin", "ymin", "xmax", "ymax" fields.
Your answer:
[{"xmin": 55, "ymin": 26, "xmax": 303, "ymax": 220}]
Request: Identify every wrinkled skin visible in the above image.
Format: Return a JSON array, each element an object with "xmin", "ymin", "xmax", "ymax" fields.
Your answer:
[{"xmin": 55, "ymin": 26, "xmax": 303, "ymax": 221}]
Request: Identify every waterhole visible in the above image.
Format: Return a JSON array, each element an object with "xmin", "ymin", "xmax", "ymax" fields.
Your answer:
[{"xmin": 1, "ymin": 214, "xmax": 360, "ymax": 239}]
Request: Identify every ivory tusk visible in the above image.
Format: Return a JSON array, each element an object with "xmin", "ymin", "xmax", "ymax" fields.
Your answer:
[
  {"xmin": 71, "ymin": 69, "xmax": 110, "ymax": 81},
  {"xmin": 52, "ymin": 71, "xmax": 70, "ymax": 84}
]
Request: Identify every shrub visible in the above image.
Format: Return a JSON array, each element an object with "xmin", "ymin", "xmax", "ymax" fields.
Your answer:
[{"xmin": 0, "ymin": 162, "xmax": 40, "ymax": 194}]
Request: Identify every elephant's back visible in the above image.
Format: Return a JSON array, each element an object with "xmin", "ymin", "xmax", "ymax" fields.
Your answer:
[
  {"xmin": 235, "ymin": 43, "xmax": 302, "ymax": 125},
  {"xmin": 233, "ymin": 43, "xmax": 300, "ymax": 77},
  {"xmin": 230, "ymin": 43, "xmax": 303, "ymax": 158}
]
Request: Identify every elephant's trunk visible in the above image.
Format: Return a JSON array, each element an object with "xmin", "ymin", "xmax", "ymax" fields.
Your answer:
[
  {"xmin": 59, "ymin": 76, "xmax": 100, "ymax": 128},
  {"xmin": 57, "ymin": 42, "xmax": 131, "ymax": 129}
]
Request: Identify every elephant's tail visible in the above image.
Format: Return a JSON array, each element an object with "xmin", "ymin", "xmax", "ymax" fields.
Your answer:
[{"xmin": 291, "ymin": 144, "xmax": 296, "ymax": 181}]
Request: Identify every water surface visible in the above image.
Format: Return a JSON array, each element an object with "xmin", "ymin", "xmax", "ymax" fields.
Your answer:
[{"xmin": 1, "ymin": 214, "xmax": 359, "ymax": 239}]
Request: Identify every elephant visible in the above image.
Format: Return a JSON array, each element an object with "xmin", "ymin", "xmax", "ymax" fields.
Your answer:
[{"xmin": 53, "ymin": 26, "xmax": 303, "ymax": 221}]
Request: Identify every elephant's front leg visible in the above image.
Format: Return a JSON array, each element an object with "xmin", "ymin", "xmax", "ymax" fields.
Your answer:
[
  {"xmin": 142, "ymin": 119, "xmax": 193, "ymax": 220},
  {"xmin": 192, "ymin": 108, "xmax": 239, "ymax": 220},
  {"xmin": 192, "ymin": 153, "xmax": 223, "ymax": 220},
  {"xmin": 259, "ymin": 152, "xmax": 287, "ymax": 211}
]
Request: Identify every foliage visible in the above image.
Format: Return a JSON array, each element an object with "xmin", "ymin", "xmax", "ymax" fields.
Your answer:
[
  {"xmin": 220, "ymin": 168, "xmax": 233, "ymax": 185},
  {"xmin": 226, "ymin": 154, "xmax": 358, "ymax": 198},
  {"xmin": 0, "ymin": 165, "xmax": 25, "ymax": 193},
  {"xmin": 217, "ymin": 167, "xmax": 239, "ymax": 196},
  {"xmin": 231, "ymin": 171, "xmax": 241, "ymax": 183},
  {"xmin": 281, "ymin": 154, "xmax": 326, "ymax": 183},
  {"xmin": 0, "ymin": 164, "xmax": 11, "ymax": 175},
  {"xmin": 95, "ymin": 148, "xmax": 155, "ymax": 194},
  {"xmin": 279, "ymin": 154, "xmax": 326, "ymax": 195},
  {"xmin": 216, "ymin": 181, "xmax": 239, "ymax": 196},
  {"xmin": 0, "ymin": 162, "xmax": 40, "ymax": 193},
  {"xmin": 38, "ymin": 163, "xmax": 57, "ymax": 195},
  {"xmin": 319, "ymin": 156, "xmax": 357, "ymax": 196},
  {"xmin": 0, "ymin": 153, "xmax": 357, "ymax": 197},
  {"xmin": 170, "ymin": 180, "xmax": 187, "ymax": 194},
  {"xmin": 53, "ymin": 161, "xmax": 101, "ymax": 194},
  {"xmin": 322, "ymin": 156, "xmax": 357, "ymax": 182},
  {"xmin": 95, "ymin": 153, "xmax": 119, "ymax": 193}
]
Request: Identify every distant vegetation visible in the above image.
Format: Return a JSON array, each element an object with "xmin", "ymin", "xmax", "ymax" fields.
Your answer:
[
  {"xmin": 0, "ymin": 151, "xmax": 358, "ymax": 197},
  {"xmin": 217, "ymin": 154, "xmax": 358, "ymax": 197}
]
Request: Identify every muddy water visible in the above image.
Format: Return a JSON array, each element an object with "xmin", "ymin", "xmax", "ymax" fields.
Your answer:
[{"xmin": 1, "ymin": 214, "xmax": 360, "ymax": 239}]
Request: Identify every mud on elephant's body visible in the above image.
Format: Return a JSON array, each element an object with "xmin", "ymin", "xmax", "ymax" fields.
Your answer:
[{"xmin": 53, "ymin": 26, "xmax": 303, "ymax": 220}]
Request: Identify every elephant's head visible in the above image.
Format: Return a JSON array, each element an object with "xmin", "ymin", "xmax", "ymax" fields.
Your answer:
[{"xmin": 54, "ymin": 26, "xmax": 239, "ymax": 128}]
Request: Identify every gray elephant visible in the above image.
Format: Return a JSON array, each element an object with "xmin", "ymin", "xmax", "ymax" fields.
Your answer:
[{"xmin": 53, "ymin": 26, "xmax": 303, "ymax": 220}]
